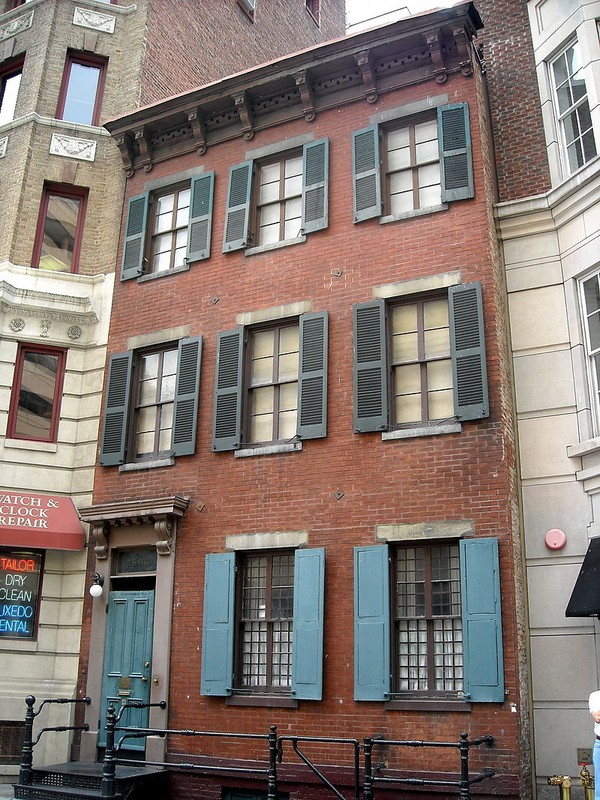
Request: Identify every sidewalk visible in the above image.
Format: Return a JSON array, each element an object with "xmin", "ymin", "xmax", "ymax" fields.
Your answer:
[{"xmin": 0, "ymin": 784, "xmax": 14, "ymax": 799}]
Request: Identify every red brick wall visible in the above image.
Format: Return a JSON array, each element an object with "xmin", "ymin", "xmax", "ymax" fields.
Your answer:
[
  {"xmin": 140, "ymin": 0, "xmax": 346, "ymax": 106},
  {"xmin": 474, "ymin": 0, "xmax": 551, "ymax": 202},
  {"xmin": 85, "ymin": 64, "xmax": 525, "ymax": 796}
]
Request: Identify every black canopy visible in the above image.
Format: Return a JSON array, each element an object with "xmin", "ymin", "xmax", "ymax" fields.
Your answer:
[{"xmin": 566, "ymin": 537, "xmax": 600, "ymax": 617}]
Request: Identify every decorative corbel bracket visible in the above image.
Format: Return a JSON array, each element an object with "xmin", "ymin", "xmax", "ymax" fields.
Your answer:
[
  {"xmin": 355, "ymin": 50, "xmax": 378, "ymax": 104},
  {"xmin": 295, "ymin": 70, "xmax": 316, "ymax": 122},
  {"xmin": 424, "ymin": 29, "xmax": 447, "ymax": 85},
  {"xmin": 114, "ymin": 132, "xmax": 135, "ymax": 177},
  {"xmin": 452, "ymin": 25, "xmax": 474, "ymax": 76},
  {"xmin": 134, "ymin": 125, "xmax": 153, "ymax": 172},
  {"xmin": 155, "ymin": 518, "xmax": 175, "ymax": 556},
  {"xmin": 91, "ymin": 522, "xmax": 109, "ymax": 560},
  {"xmin": 232, "ymin": 91, "xmax": 254, "ymax": 140},
  {"xmin": 186, "ymin": 106, "xmax": 207, "ymax": 155}
]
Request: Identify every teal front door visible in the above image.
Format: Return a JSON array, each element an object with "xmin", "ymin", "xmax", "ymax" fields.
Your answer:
[{"xmin": 99, "ymin": 590, "xmax": 154, "ymax": 751}]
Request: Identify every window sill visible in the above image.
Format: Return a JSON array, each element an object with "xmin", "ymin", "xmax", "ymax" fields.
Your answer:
[
  {"xmin": 4, "ymin": 438, "xmax": 58, "ymax": 453},
  {"xmin": 226, "ymin": 694, "xmax": 298, "ymax": 708},
  {"xmin": 119, "ymin": 456, "xmax": 175, "ymax": 472},
  {"xmin": 380, "ymin": 203, "xmax": 448, "ymax": 225},
  {"xmin": 382, "ymin": 422, "xmax": 461, "ymax": 441},
  {"xmin": 384, "ymin": 698, "xmax": 471, "ymax": 712},
  {"xmin": 137, "ymin": 263, "xmax": 191, "ymax": 283},
  {"xmin": 235, "ymin": 441, "xmax": 303, "ymax": 458},
  {"xmin": 245, "ymin": 235, "xmax": 306, "ymax": 257}
]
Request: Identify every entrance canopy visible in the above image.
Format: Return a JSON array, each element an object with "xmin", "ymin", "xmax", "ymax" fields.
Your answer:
[
  {"xmin": 0, "ymin": 492, "xmax": 84, "ymax": 551},
  {"xmin": 566, "ymin": 536, "xmax": 600, "ymax": 617}
]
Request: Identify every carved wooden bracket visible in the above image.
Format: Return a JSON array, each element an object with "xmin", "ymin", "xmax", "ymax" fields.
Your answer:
[
  {"xmin": 134, "ymin": 125, "xmax": 153, "ymax": 172},
  {"xmin": 232, "ymin": 91, "xmax": 254, "ymax": 140},
  {"xmin": 114, "ymin": 133, "xmax": 135, "ymax": 177},
  {"xmin": 186, "ymin": 107, "xmax": 207, "ymax": 155},
  {"xmin": 424, "ymin": 29, "xmax": 447, "ymax": 85},
  {"xmin": 452, "ymin": 25, "xmax": 474, "ymax": 76},
  {"xmin": 91, "ymin": 522, "xmax": 109, "ymax": 560},
  {"xmin": 295, "ymin": 70, "xmax": 316, "ymax": 122},
  {"xmin": 355, "ymin": 50, "xmax": 378, "ymax": 104}
]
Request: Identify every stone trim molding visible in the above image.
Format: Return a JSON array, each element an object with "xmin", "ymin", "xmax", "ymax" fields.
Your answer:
[
  {"xmin": 50, "ymin": 133, "xmax": 97, "ymax": 161},
  {"xmin": 73, "ymin": 7, "xmax": 116, "ymax": 33}
]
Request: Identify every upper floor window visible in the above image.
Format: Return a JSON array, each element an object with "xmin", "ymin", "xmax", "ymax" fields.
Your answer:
[
  {"xmin": 120, "ymin": 173, "xmax": 214, "ymax": 281},
  {"xmin": 306, "ymin": 0, "xmax": 320, "ymax": 24},
  {"xmin": 550, "ymin": 41, "xmax": 597, "ymax": 174},
  {"xmin": 32, "ymin": 184, "xmax": 87, "ymax": 273},
  {"xmin": 99, "ymin": 337, "xmax": 202, "ymax": 466},
  {"xmin": 580, "ymin": 273, "xmax": 600, "ymax": 427},
  {"xmin": 7, "ymin": 345, "xmax": 66, "ymax": 443},
  {"xmin": 57, "ymin": 52, "xmax": 107, "ymax": 126},
  {"xmin": 223, "ymin": 139, "xmax": 329, "ymax": 253},
  {"xmin": 212, "ymin": 311, "xmax": 328, "ymax": 452},
  {"xmin": 354, "ymin": 537, "xmax": 504, "ymax": 703},
  {"xmin": 353, "ymin": 282, "xmax": 489, "ymax": 436},
  {"xmin": 0, "ymin": 58, "xmax": 23, "ymax": 126},
  {"xmin": 353, "ymin": 103, "xmax": 473, "ymax": 223},
  {"xmin": 201, "ymin": 547, "xmax": 325, "ymax": 700}
]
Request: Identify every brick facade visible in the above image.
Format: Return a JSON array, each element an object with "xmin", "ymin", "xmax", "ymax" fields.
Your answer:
[{"xmin": 78, "ymin": 7, "xmax": 530, "ymax": 797}]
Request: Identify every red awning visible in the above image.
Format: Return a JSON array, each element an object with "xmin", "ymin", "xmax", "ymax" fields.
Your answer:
[{"xmin": 0, "ymin": 493, "xmax": 85, "ymax": 551}]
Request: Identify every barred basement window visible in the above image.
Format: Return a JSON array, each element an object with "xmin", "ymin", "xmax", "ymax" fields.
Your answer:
[{"xmin": 0, "ymin": 721, "xmax": 25, "ymax": 764}]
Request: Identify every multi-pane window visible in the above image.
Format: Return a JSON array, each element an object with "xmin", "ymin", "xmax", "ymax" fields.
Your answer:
[
  {"xmin": 581, "ymin": 273, "xmax": 600, "ymax": 428},
  {"xmin": 256, "ymin": 154, "xmax": 303, "ymax": 246},
  {"xmin": 247, "ymin": 323, "xmax": 299, "ymax": 444},
  {"xmin": 550, "ymin": 41, "xmax": 597, "ymax": 174},
  {"xmin": 391, "ymin": 295, "xmax": 452, "ymax": 426},
  {"xmin": 149, "ymin": 185, "xmax": 191, "ymax": 273},
  {"xmin": 238, "ymin": 552, "xmax": 294, "ymax": 691},
  {"xmin": 132, "ymin": 347, "xmax": 178, "ymax": 460},
  {"xmin": 33, "ymin": 185, "xmax": 87, "ymax": 273},
  {"xmin": 384, "ymin": 117, "xmax": 441, "ymax": 215},
  {"xmin": 57, "ymin": 53, "xmax": 106, "ymax": 126},
  {"xmin": 0, "ymin": 60, "xmax": 23, "ymax": 126},
  {"xmin": 7, "ymin": 346, "xmax": 66, "ymax": 442},
  {"xmin": 393, "ymin": 543, "xmax": 463, "ymax": 695}
]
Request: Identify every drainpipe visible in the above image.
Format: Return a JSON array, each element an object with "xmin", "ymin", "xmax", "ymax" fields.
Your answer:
[
  {"xmin": 547, "ymin": 775, "xmax": 572, "ymax": 800},
  {"xmin": 580, "ymin": 764, "xmax": 594, "ymax": 800}
]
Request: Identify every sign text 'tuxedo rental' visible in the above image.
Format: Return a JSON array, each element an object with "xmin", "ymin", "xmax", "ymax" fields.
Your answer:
[{"xmin": 0, "ymin": 493, "xmax": 84, "ymax": 551}]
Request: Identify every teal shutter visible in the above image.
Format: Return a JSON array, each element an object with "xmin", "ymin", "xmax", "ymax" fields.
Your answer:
[
  {"xmin": 297, "ymin": 311, "xmax": 328, "ymax": 440},
  {"xmin": 222, "ymin": 161, "xmax": 253, "ymax": 252},
  {"xmin": 438, "ymin": 103, "xmax": 474, "ymax": 202},
  {"xmin": 201, "ymin": 552, "xmax": 235, "ymax": 696},
  {"xmin": 352, "ymin": 125, "xmax": 381, "ymax": 222},
  {"xmin": 186, "ymin": 173, "xmax": 214, "ymax": 263},
  {"xmin": 301, "ymin": 139, "xmax": 329, "ymax": 233},
  {"xmin": 212, "ymin": 329, "xmax": 244, "ymax": 451},
  {"xmin": 449, "ymin": 282, "xmax": 489, "ymax": 420},
  {"xmin": 354, "ymin": 545, "xmax": 390, "ymax": 701},
  {"xmin": 353, "ymin": 300, "xmax": 388, "ymax": 433},
  {"xmin": 172, "ymin": 336, "xmax": 202, "ymax": 457},
  {"xmin": 121, "ymin": 193, "xmax": 149, "ymax": 280},
  {"xmin": 99, "ymin": 352, "xmax": 133, "ymax": 466},
  {"xmin": 292, "ymin": 548, "xmax": 325, "ymax": 700},
  {"xmin": 460, "ymin": 537, "xmax": 504, "ymax": 703}
]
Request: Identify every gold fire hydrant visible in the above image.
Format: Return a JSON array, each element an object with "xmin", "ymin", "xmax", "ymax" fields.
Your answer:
[
  {"xmin": 580, "ymin": 764, "xmax": 594, "ymax": 800},
  {"xmin": 548, "ymin": 775, "xmax": 572, "ymax": 800}
]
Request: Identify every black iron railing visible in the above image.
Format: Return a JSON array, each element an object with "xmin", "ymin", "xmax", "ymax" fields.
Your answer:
[{"xmin": 18, "ymin": 694, "xmax": 91, "ymax": 786}]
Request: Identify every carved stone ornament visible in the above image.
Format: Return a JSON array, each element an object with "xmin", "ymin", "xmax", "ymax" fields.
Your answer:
[
  {"xmin": 40, "ymin": 320, "xmax": 51, "ymax": 338},
  {"xmin": 67, "ymin": 325, "xmax": 82, "ymax": 340},
  {"xmin": 73, "ymin": 7, "xmax": 116, "ymax": 34},
  {"xmin": 91, "ymin": 522, "xmax": 109, "ymax": 559},
  {"xmin": 0, "ymin": 137, "xmax": 7, "ymax": 159},
  {"xmin": 9, "ymin": 318, "xmax": 25, "ymax": 332},
  {"xmin": 0, "ymin": 11, "xmax": 33, "ymax": 43},
  {"xmin": 50, "ymin": 134, "xmax": 97, "ymax": 162}
]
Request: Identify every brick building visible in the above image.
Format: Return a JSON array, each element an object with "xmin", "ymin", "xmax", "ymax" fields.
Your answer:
[
  {"xmin": 75, "ymin": 3, "xmax": 531, "ymax": 798},
  {"xmin": 0, "ymin": 0, "xmax": 344, "ymax": 776}
]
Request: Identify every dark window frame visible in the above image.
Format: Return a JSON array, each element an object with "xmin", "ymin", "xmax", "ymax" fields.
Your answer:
[
  {"xmin": 243, "ymin": 319, "xmax": 300, "ymax": 446},
  {"xmin": 128, "ymin": 343, "xmax": 179, "ymax": 463},
  {"xmin": 305, "ymin": 0, "xmax": 320, "ymax": 24},
  {"xmin": 56, "ymin": 51, "xmax": 107, "ymax": 127},
  {"xmin": 234, "ymin": 549, "xmax": 295, "ymax": 695},
  {"xmin": 31, "ymin": 183, "xmax": 88, "ymax": 274},
  {"xmin": 7, "ymin": 344, "xmax": 67, "ymax": 443},
  {"xmin": 391, "ymin": 540, "xmax": 463, "ymax": 700},
  {"xmin": 0, "ymin": 56, "xmax": 24, "ymax": 125}
]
